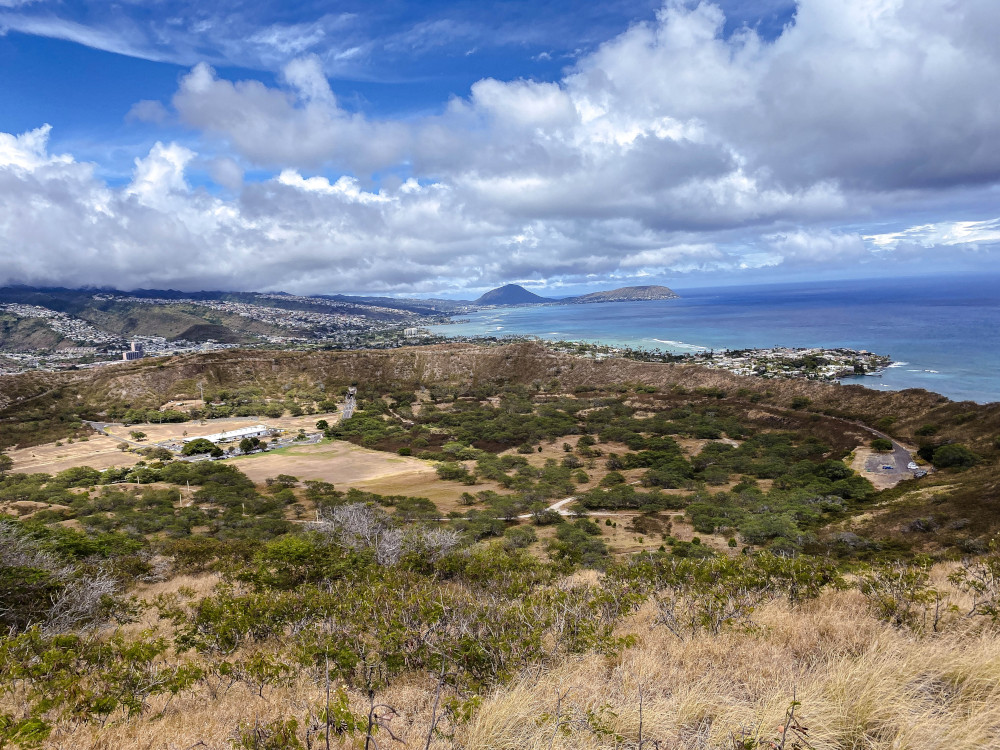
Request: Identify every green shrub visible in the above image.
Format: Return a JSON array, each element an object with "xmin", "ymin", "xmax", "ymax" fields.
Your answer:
[
  {"xmin": 932, "ymin": 443, "xmax": 978, "ymax": 469},
  {"xmin": 181, "ymin": 438, "xmax": 216, "ymax": 456}
]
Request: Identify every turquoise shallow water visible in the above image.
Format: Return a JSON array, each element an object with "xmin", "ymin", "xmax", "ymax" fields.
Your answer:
[{"xmin": 427, "ymin": 275, "xmax": 1000, "ymax": 404}]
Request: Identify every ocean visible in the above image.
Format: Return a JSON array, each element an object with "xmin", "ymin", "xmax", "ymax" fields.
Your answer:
[{"xmin": 426, "ymin": 275, "xmax": 1000, "ymax": 404}]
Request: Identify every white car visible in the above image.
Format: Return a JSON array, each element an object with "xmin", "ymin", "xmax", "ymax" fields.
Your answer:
[{"xmin": 907, "ymin": 461, "xmax": 919, "ymax": 470}]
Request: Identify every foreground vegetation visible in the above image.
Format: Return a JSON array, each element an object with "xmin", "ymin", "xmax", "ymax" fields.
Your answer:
[{"xmin": 2, "ymin": 343, "xmax": 1000, "ymax": 748}]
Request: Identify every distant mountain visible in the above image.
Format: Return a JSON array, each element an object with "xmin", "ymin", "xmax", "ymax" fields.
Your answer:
[
  {"xmin": 473, "ymin": 284, "xmax": 552, "ymax": 306},
  {"xmin": 320, "ymin": 294, "xmax": 472, "ymax": 315},
  {"xmin": 564, "ymin": 285, "xmax": 679, "ymax": 304}
]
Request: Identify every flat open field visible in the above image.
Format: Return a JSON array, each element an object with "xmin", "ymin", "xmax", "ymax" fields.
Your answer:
[
  {"xmin": 229, "ymin": 439, "xmax": 437, "ymax": 487},
  {"xmin": 6, "ymin": 435, "xmax": 141, "ymax": 474},
  {"xmin": 350, "ymin": 470, "xmax": 510, "ymax": 513}
]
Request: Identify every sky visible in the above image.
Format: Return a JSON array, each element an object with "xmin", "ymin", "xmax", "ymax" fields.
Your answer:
[{"xmin": 0, "ymin": 0, "xmax": 998, "ymax": 297}]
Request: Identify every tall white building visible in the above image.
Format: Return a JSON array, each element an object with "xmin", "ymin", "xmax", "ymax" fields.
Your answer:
[{"xmin": 122, "ymin": 341, "xmax": 144, "ymax": 361}]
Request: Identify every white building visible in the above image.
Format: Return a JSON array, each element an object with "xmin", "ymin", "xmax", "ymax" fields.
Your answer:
[
  {"xmin": 122, "ymin": 341, "xmax": 144, "ymax": 361},
  {"xmin": 182, "ymin": 425, "xmax": 272, "ymax": 444}
]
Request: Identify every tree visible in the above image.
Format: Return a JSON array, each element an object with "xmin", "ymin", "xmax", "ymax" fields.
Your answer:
[
  {"xmin": 266, "ymin": 474, "xmax": 299, "ymax": 489},
  {"xmin": 239, "ymin": 437, "xmax": 262, "ymax": 454},
  {"xmin": 129, "ymin": 431, "xmax": 147, "ymax": 441},
  {"xmin": 871, "ymin": 437, "xmax": 893, "ymax": 452},
  {"xmin": 932, "ymin": 443, "xmax": 978, "ymax": 469},
  {"xmin": 0, "ymin": 454, "xmax": 12, "ymax": 476},
  {"xmin": 181, "ymin": 438, "xmax": 216, "ymax": 456}
]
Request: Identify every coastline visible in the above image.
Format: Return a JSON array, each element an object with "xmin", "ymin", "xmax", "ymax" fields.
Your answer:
[{"xmin": 422, "ymin": 276, "xmax": 1000, "ymax": 404}]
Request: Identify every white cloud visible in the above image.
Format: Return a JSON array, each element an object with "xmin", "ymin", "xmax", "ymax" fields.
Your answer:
[
  {"xmin": 126, "ymin": 100, "xmax": 170, "ymax": 124},
  {"xmin": 126, "ymin": 142, "xmax": 195, "ymax": 205},
  {"xmin": 173, "ymin": 61, "xmax": 410, "ymax": 173},
  {"xmin": 168, "ymin": 0, "xmax": 1000, "ymax": 224},
  {"xmin": 865, "ymin": 219, "xmax": 1000, "ymax": 250},
  {"xmin": 0, "ymin": 124, "xmax": 71, "ymax": 171},
  {"xmin": 3, "ymin": 0, "xmax": 1000, "ymax": 293},
  {"xmin": 207, "ymin": 157, "xmax": 244, "ymax": 192},
  {"xmin": 765, "ymin": 229, "xmax": 871, "ymax": 267}
]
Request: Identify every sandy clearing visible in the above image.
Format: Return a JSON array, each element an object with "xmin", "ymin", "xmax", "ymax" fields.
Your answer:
[
  {"xmin": 228, "ymin": 439, "xmax": 436, "ymax": 486},
  {"xmin": 351, "ymin": 471, "xmax": 512, "ymax": 513},
  {"xmin": 5, "ymin": 435, "xmax": 141, "ymax": 474}
]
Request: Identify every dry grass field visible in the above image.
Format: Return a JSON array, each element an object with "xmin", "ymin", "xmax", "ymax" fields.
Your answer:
[
  {"xmin": 230, "ymin": 440, "xmax": 435, "ymax": 487},
  {"xmin": 28, "ymin": 571, "xmax": 1000, "ymax": 750},
  {"xmin": 348, "ymin": 469, "xmax": 510, "ymax": 514},
  {"xmin": 5, "ymin": 434, "xmax": 141, "ymax": 474}
]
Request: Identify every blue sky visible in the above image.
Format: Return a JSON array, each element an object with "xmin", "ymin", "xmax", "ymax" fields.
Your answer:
[{"xmin": 0, "ymin": 0, "xmax": 998, "ymax": 296}]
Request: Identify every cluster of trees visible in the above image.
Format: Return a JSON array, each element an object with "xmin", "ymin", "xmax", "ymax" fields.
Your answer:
[
  {"xmin": 106, "ymin": 406, "xmax": 189, "ymax": 425},
  {"xmin": 11, "ymin": 479, "xmax": 998, "ymax": 750},
  {"xmin": 181, "ymin": 438, "xmax": 222, "ymax": 457},
  {"xmin": 192, "ymin": 386, "xmax": 340, "ymax": 420},
  {"xmin": 3, "ymin": 462, "xmax": 297, "ymax": 542}
]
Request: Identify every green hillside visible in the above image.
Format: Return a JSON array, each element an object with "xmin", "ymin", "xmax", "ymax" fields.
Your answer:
[
  {"xmin": 0, "ymin": 312, "xmax": 65, "ymax": 351},
  {"xmin": 76, "ymin": 301, "xmax": 286, "ymax": 342}
]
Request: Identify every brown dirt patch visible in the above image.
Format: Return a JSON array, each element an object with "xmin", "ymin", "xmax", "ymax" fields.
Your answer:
[
  {"xmin": 228, "ymin": 439, "xmax": 435, "ymax": 487},
  {"xmin": 5, "ymin": 435, "xmax": 141, "ymax": 474},
  {"xmin": 350, "ymin": 472, "xmax": 510, "ymax": 514}
]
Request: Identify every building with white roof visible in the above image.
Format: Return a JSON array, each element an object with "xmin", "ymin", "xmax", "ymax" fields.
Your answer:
[{"xmin": 182, "ymin": 425, "xmax": 272, "ymax": 444}]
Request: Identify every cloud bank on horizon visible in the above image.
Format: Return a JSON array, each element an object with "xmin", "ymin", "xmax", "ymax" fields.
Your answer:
[{"xmin": 0, "ymin": 0, "xmax": 998, "ymax": 296}]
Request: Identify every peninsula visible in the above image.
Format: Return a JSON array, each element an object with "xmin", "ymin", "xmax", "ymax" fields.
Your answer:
[{"xmin": 471, "ymin": 283, "xmax": 680, "ymax": 307}]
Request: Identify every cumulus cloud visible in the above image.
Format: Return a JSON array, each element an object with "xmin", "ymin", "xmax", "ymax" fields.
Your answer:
[
  {"xmin": 126, "ymin": 100, "xmax": 170, "ymax": 124},
  {"xmin": 763, "ymin": 230, "xmax": 871, "ymax": 268},
  {"xmin": 866, "ymin": 219, "xmax": 1000, "ymax": 251},
  {"xmin": 171, "ymin": 0, "xmax": 1000, "ymax": 214},
  {"xmin": 173, "ymin": 59, "xmax": 410, "ymax": 173},
  {"xmin": 207, "ymin": 157, "xmax": 244, "ymax": 192},
  {"xmin": 2, "ymin": 0, "xmax": 1000, "ymax": 293}
]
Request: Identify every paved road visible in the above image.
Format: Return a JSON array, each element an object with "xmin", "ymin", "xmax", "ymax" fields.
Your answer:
[
  {"xmin": 83, "ymin": 420, "xmax": 150, "ymax": 449},
  {"xmin": 864, "ymin": 440, "xmax": 922, "ymax": 484}
]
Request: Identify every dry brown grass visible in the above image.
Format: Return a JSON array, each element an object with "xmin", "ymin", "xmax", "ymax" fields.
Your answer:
[
  {"xmin": 229, "ymin": 439, "xmax": 433, "ymax": 487},
  {"xmin": 20, "ymin": 575, "xmax": 1000, "ymax": 750},
  {"xmin": 465, "ymin": 592, "xmax": 1000, "ymax": 750},
  {"xmin": 5, "ymin": 434, "xmax": 141, "ymax": 474}
]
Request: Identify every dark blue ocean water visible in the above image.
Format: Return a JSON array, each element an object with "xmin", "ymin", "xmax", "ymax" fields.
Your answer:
[{"xmin": 427, "ymin": 275, "xmax": 1000, "ymax": 404}]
